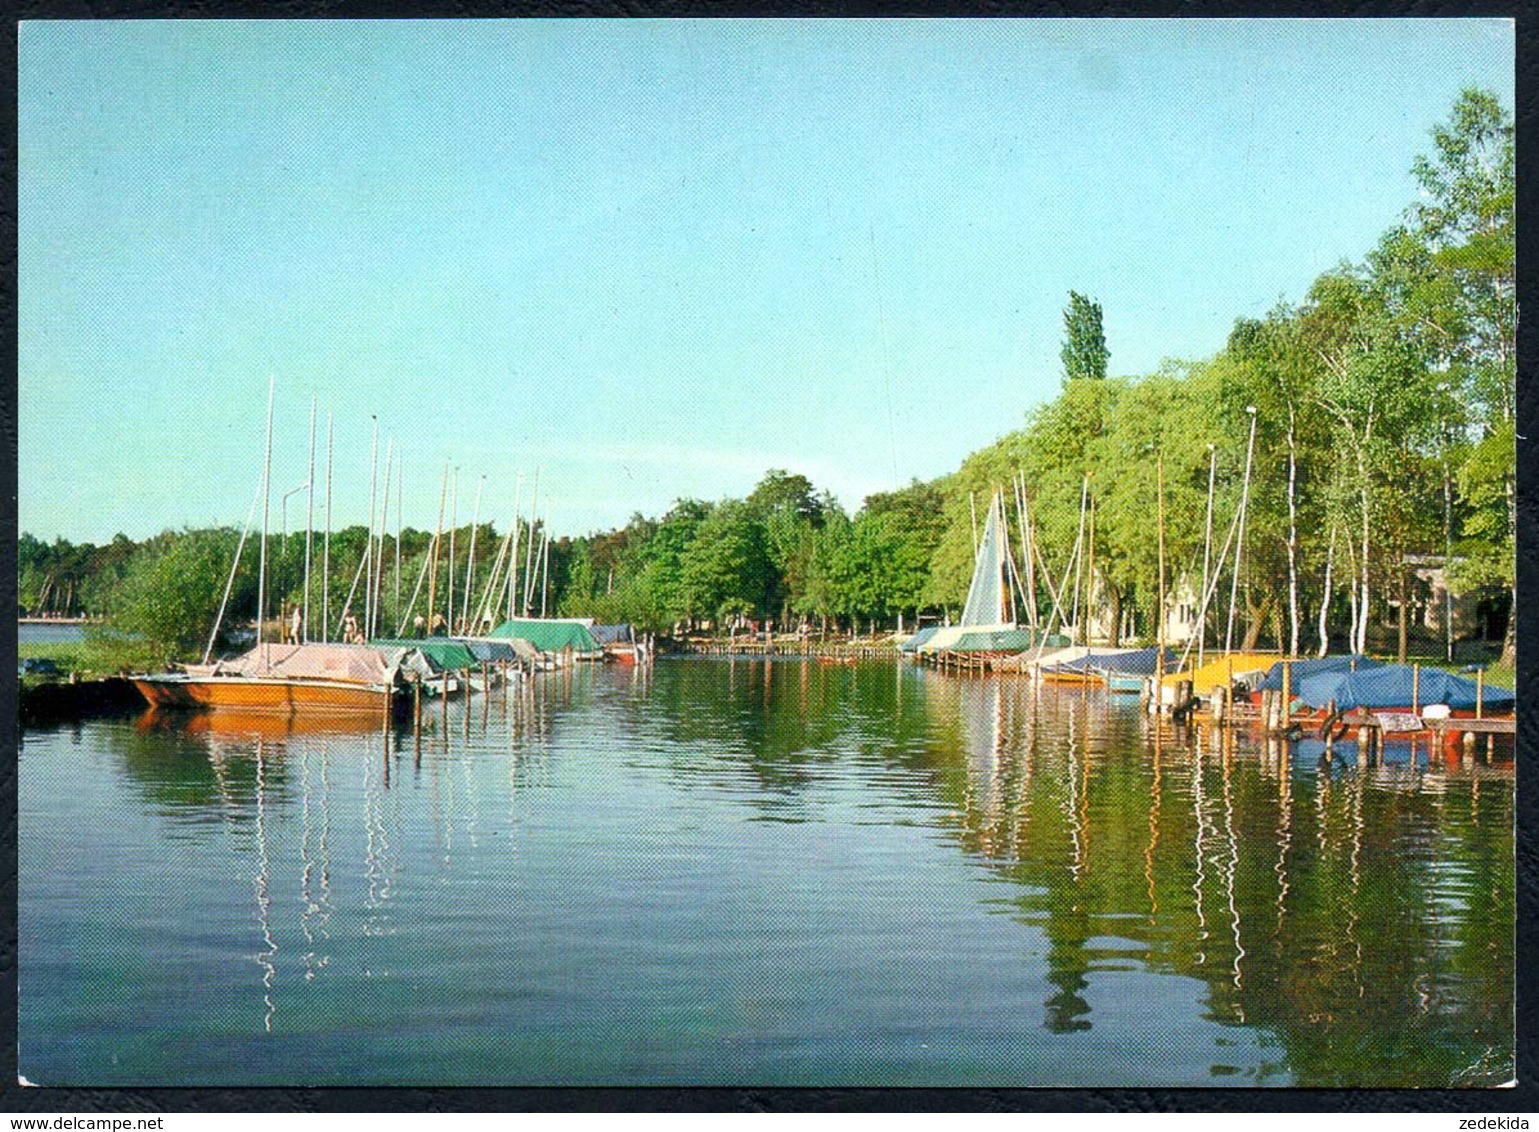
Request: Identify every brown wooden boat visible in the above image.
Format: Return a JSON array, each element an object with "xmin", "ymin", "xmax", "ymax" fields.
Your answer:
[{"xmin": 133, "ymin": 642, "xmax": 403, "ymax": 717}]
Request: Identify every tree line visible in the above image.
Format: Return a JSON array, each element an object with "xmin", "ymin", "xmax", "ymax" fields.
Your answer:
[{"xmin": 20, "ymin": 89, "xmax": 1512, "ymax": 665}]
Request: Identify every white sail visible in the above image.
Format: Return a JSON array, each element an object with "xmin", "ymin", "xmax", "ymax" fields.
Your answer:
[{"xmin": 959, "ymin": 490, "xmax": 1013, "ymax": 629}]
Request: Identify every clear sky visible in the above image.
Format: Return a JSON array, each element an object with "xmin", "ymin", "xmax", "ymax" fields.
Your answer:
[{"xmin": 19, "ymin": 18, "xmax": 1514, "ymax": 544}]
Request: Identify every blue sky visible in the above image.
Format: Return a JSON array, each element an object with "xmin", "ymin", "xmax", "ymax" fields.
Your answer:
[{"xmin": 19, "ymin": 18, "xmax": 1514, "ymax": 543}]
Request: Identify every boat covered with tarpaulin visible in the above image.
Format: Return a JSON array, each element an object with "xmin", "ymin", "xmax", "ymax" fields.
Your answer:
[
  {"xmin": 1158, "ymin": 652, "xmax": 1279, "ymax": 696},
  {"xmin": 1254, "ymin": 654, "xmax": 1383, "ymax": 693},
  {"xmin": 370, "ymin": 638, "xmax": 478, "ymax": 672},
  {"xmin": 135, "ymin": 642, "xmax": 414, "ymax": 715},
  {"xmin": 899, "ymin": 627, "xmax": 942, "ymax": 654},
  {"xmin": 1293, "ymin": 664, "xmax": 1514, "ymax": 714},
  {"xmin": 488, "ymin": 617, "xmax": 602, "ymax": 659}
]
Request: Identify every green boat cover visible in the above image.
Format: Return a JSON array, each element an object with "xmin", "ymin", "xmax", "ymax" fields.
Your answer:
[
  {"xmin": 488, "ymin": 618, "xmax": 601, "ymax": 654},
  {"xmin": 950, "ymin": 628, "xmax": 1062, "ymax": 652},
  {"xmin": 899, "ymin": 627, "xmax": 941, "ymax": 653},
  {"xmin": 369, "ymin": 638, "xmax": 477, "ymax": 672}
]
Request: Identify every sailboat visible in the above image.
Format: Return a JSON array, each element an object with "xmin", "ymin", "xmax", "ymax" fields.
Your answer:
[
  {"xmin": 134, "ymin": 382, "xmax": 422, "ymax": 719},
  {"xmin": 914, "ymin": 490, "xmax": 1042, "ymax": 665}
]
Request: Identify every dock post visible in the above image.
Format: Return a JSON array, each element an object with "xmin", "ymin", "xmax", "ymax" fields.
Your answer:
[
  {"xmin": 1281, "ymin": 661, "xmax": 1291, "ymax": 732},
  {"xmin": 482, "ymin": 662, "xmax": 490, "ymax": 727},
  {"xmin": 1412, "ymin": 663, "xmax": 1420, "ymax": 715},
  {"xmin": 442, "ymin": 671, "xmax": 449, "ymax": 730},
  {"xmin": 464, "ymin": 668, "xmax": 473, "ymax": 736},
  {"xmin": 1476, "ymin": 668, "xmax": 1484, "ymax": 719},
  {"xmin": 413, "ymin": 678, "xmax": 422, "ymax": 731}
]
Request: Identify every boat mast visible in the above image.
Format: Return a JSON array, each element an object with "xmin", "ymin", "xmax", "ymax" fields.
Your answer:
[
  {"xmin": 1016, "ymin": 472, "xmax": 1039, "ymax": 632},
  {"xmin": 506, "ymin": 474, "xmax": 523, "ymax": 623},
  {"xmin": 1157, "ymin": 447, "xmax": 1166, "ymax": 658},
  {"xmin": 1198, "ymin": 442, "xmax": 1216, "ymax": 667},
  {"xmin": 463, "ymin": 473, "xmax": 485, "ymax": 634},
  {"xmin": 522, "ymin": 471, "xmax": 540, "ymax": 617},
  {"xmin": 539, "ymin": 532, "xmax": 551, "ymax": 618},
  {"xmin": 1225, "ymin": 406, "xmax": 1259, "ymax": 655},
  {"xmin": 394, "ymin": 456, "xmax": 403, "ymax": 625},
  {"xmin": 427, "ymin": 463, "xmax": 448, "ymax": 629},
  {"xmin": 365, "ymin": 418, "xmax": 378, "ymax": 643},
  {"xmin": 1068, "ymin": 474, "xmax": 1088, "ymax": 645},
  {"xmin": 324, "ymin": 413, "xmax": 333, "ymax": 642},
  {"xmin": 447, "ymin": 468, "xmax": 459, "ymax": 634},
  {"xmin": 205, "ymin": 482, "xmax": 262, "ymax": 664},
  {"xmin": 304, "ymin": 397, "xmax": 316, "ymax": 642},
  {"xmin": 257, "ymin": 376, "xmax": 274, "ymax": 649},
  {"xmin": 374, "ymin": 437, "xmax": 392, "ymax": 639}
]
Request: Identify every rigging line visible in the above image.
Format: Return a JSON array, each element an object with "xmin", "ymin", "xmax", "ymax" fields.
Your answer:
[{"xmin": 869, "ymin": 226, "xmax": 900, "ymax": 489}]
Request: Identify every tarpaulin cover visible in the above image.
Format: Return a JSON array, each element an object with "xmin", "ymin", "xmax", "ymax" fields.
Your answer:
[
  {"xmin": 951, "ymin": 628, "xmax": 1049, "ymax": 652},
  {"xmin": 1254, "ymin": 654, "xmax": 1382, "ymax": 692},
  {"xmin": 370, "ymin": 638, "xmax": 477, "ymax": 672},
  {"xmin": 1088, "ymin": 646, "xmax": 1178, "ymax": 677},
  {"xmin": 899, "ymin": 627, "xmax": 941, "ymax": 653},
  {"xmin": 1295, "ymin": 664, "xmax": 1515, "ymax": 712},
  {"xmin": 201, "ymin": 642, "xmax": 395, "ymax": 685},
  {"xmin": 489, "ymin": 618, "xmax": 601, "ymax": 654},
  {"xmin": 590, "ymin": 624, "xmax": 635, "ymax": 646},
  {"xmin": 1037, "ymin": 647, "xmax": 1142, "ymax": 675},
  {"xmin": 1160, "ymin": 653, "xmax": 1279, "ymax": 694},
  {"xmin": 455, "ymin": 637, "xmax": 523, "ymax": 663}
]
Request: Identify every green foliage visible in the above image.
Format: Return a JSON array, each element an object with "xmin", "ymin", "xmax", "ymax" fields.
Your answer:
[
  {"xmin": 1060, "ymin": 291, "xmax": 1109, "ymax": 382},
  {"xmin": 105, "ymin": 528, "xmax": 249, "ymax": 663}
]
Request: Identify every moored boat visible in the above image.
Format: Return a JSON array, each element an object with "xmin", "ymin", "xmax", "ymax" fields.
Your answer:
[{"xmin": 134, "ymin": 642, "xmax": 410, "ymax": 717}]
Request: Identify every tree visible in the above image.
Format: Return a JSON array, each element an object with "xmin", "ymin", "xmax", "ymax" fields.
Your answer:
[
  {"xmin": 104, "ymin": 528, "xmax": 250, "ymax": 663},
  {"xmin": 1409, "ymin": 88, "xmax": 1515, "ymax": 661},
  {"xmin": 1061, "ymin": 291, "xmax": 1109, "ymax": 383}
]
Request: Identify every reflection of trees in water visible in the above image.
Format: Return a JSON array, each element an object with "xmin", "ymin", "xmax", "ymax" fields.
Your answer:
[{"xmin": 920, "ymin": 674, "xmax": 1514, "ymax": 1086}]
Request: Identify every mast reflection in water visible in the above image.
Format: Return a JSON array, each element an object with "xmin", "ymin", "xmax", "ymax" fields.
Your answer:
[{"xmin": 19, "ymin": 660, "xmax": 1513, "ymax": 1086}]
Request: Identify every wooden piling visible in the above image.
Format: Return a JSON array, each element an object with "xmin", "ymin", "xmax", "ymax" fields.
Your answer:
[
  {"xmin": 1412, "ymin": 663, "xmax": 1420, "ymax": 714},
  {"xmin": 1281, "ymin": 660, "xmax": 1291, "ymax": 731},
  {"xmin": 1476, "ymin": 668, "xmax": 1484, "ymax": 719}
]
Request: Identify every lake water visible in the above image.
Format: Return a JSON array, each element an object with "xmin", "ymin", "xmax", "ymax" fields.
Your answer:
[
  {"xmin": 18, "ymin": 621, "xmax": 87, "ymax": 644},
  {"xmin": 18, "ymin": 659, "xmax": 1513, "ymax": 1087}
]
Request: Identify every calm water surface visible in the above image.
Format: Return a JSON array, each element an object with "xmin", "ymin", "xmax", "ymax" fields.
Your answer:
[{"xmin": 19, "ymin": 659, "xmax": 1513, "ymax": 1086}]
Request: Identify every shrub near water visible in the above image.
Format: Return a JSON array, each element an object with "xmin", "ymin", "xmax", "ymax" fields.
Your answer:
[{"xmin": 104, "ymin": 528, "xmax": 249, "ymax": 666}]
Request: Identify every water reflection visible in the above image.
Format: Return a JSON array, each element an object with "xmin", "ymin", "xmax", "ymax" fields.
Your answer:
[
  {"xmin": 916, "ymin": 670, "xmax": 1513, "ymax": 1085},
  {"xmin": 19, "ymin": 660, "xmax": 1513, "ymax": 1087}
]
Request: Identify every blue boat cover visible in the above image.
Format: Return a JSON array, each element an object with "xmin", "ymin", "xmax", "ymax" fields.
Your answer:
[
  {"xmin": 1254, "ymin": 654, "xmax": 1382, "ymax": 692},
  {"xmin": 455, "ymin": 637, "xmax": 519, "ymax": 663},
  {"xmin": 1040, "ymin": 648, "xmax": 1150, "ymax": 675},
  {"xmin": 590, "ymin": 624, "xmax": 634, "ymax": 646},
  {"xmin": 1090, "ymin": 646, "xmax": 1178, "ymax": 677},
  {"xmin": 1294, "ymin": 664, "xmax": 1515, "ymax": 711}
]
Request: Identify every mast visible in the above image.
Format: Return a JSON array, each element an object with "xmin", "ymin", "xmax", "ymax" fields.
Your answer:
[
  {"xmin": 539, "ymin": 532, "xmax": 551, "ymax": 618},
  {"xmin": 447, "ymin": 468, "xmax": 459, "ymax": 633},
  {"xmin": 996, "ymin": 494, "xmax": 1010, "ymax": 624},
  {"xmin": 257, "ymin": 376, "xmax": 274, "ymax": 649},
  {"xmin": 365, "ymin": 418, "xmax": 378, "ymax": 644},
  {"xmin": 374, "ymin": 437, "xmax": 393, "ymax": 638},
  {"xmin": 1225, "ymin": 406, "xmax": 1259, "ymax": 655},
  {"xmin": 1199, "ymin": 443, "xmax": 1216, "ymax": 667},
  {"xmin": 506, "ymin": 475, "xmax": 523, "ymax": 623},
  {"xmin": 394, "ymin": 455, "xmax": 403, "ymax": 625},
  {"xmin": 464, "ymin": 473, "xmax": 485, "ymax": 634},
  {"xmin": 304, "ymin": 397, "xmax": 315, "ymax": 642},
  {"xmin": 427, "ymin": 463, "xmax": 448, "ymax": 630},
  {"xmin": 522, "ymin": 471, "xmax": 540, "ymax": 616},
  {"xmin": 1069, "ymin": 474, "xmax": 1088, "ymax": 645},
  {"xmin": 324, "ymin": 413, "xmax": 333, "ymax": 642},
  {"xmin": 1086, "ymin": 492, "xmax": 1097, "ymax": 647},
  {"xmin": 1156, "ymin": 448, "xmax": 1166, "ymax": 656},
  {"xmin": 1016, "ymin": 472, "xmax": 1039, "ymax": 632}
]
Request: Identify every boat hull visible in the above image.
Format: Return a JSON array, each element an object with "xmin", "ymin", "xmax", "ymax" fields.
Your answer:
[{"xmin": 134, "ymin": 674, "xmax": 393, "ymax": 716}]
